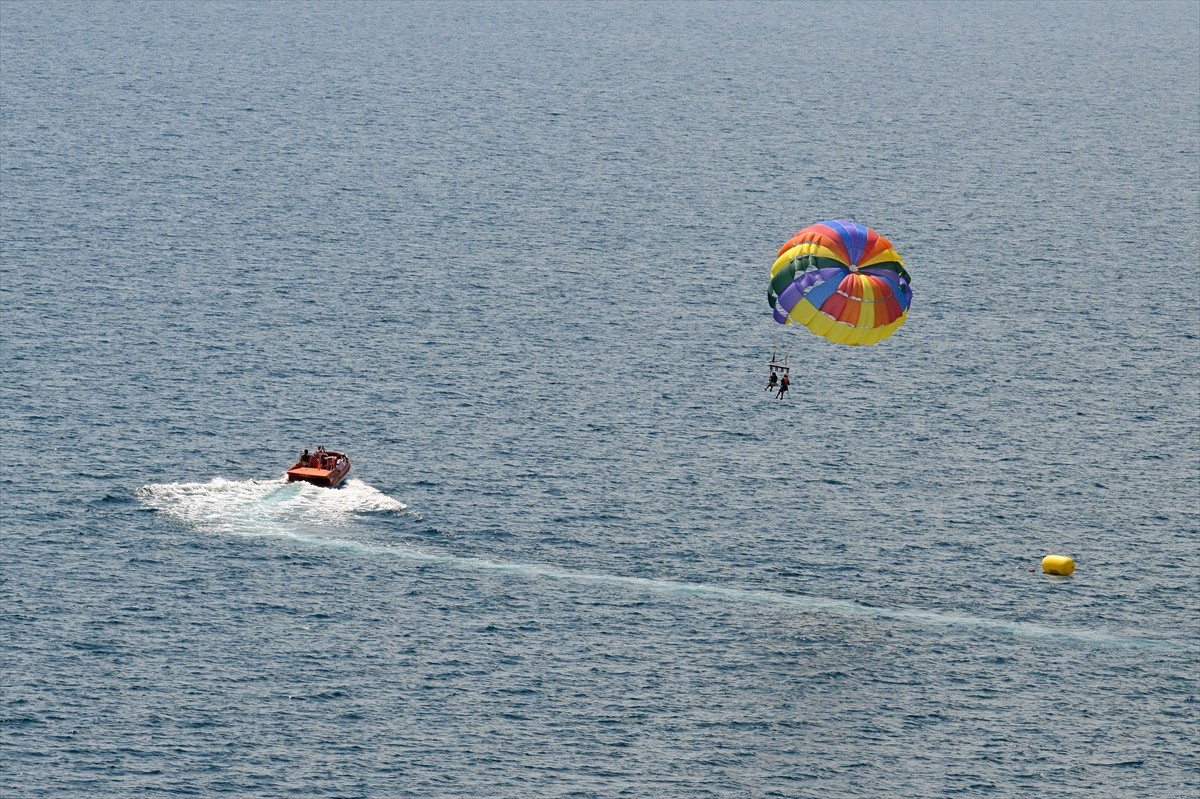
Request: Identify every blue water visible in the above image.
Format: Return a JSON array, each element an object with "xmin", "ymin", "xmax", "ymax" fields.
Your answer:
[{"xmin": 3, "ymin": 1, "xmax": 1198, "ymax": 796}]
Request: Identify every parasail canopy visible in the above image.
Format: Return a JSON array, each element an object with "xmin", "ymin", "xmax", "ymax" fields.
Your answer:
[{"xmin": 768, "ymin": 220, "xmax": 912, "ymax": 346}]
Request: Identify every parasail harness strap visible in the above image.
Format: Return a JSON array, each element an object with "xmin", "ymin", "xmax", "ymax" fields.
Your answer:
[{"xmin": 768, "ymin": 350, "xmax": 790, "ymax": 375}]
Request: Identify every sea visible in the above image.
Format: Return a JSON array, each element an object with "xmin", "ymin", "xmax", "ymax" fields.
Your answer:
[{"xmin": 2, "ymin": 2, "xmax": 1197, "ymax": 797}]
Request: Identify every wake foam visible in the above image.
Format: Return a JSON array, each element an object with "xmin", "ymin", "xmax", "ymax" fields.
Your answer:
[
  {"xmin": 135, "ymin": 477, "xmax": 406, "ymax": 537},
  {"xmin": 135, "ymin": 480, "xmax": 1182, "ymax": 651}
]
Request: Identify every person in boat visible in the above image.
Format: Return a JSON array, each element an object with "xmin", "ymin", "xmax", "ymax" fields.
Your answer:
[
  {"xmin": 767, "ymin": 371, "xmax": 778, "ymax": 391},
  {"xmin": 776, "ymin": 373, "xmax": 790, "ymax": 400},
  {"xmin": 300, "ymin": 449, "xmax": 311, "ymax": 467}
]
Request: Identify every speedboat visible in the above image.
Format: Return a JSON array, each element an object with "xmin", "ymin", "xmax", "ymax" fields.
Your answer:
[{"xmin": 286, "ymin": 450, "xmax": 351, "ymax": 488}]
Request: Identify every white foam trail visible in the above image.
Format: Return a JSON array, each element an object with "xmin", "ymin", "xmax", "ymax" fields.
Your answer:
[
  {"xmin": 401, "ymin": 557, "xmax": 1175, "ymax": 648},
  {"xmin": 272, "ymin": 537, "xmax": 1186, "ymax": 650},
  {"xmin": 136, "ymin": 480, "xmax": 1185, "ymax": 651},
  {"xmin": 135, "ymin": 477, "xmax": 406, "ymax": 537}
]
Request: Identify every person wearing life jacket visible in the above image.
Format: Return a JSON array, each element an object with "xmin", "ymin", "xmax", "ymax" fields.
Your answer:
[{"xmin": 776, "ymin": 373, "xmax": 790, "ymax": 400}]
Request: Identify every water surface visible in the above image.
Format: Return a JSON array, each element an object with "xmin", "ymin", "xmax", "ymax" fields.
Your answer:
[{"xmin": 2, "ymin": 2, "xmax": 1198, "ymax": 797}]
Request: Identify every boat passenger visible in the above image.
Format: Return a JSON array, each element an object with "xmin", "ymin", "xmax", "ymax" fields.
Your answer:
[{"xmin": 300, "ymin": 449, "xmax": 311, "ymax": 467}]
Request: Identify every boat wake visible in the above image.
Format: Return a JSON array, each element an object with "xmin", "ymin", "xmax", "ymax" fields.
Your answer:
[
  {"xmin": 135, "ymin": 480, "xmax": 1185, "ymax": 652},
  {"xmin": 134, "ymin": 477, "xmax": 406, "ymax": 539}
]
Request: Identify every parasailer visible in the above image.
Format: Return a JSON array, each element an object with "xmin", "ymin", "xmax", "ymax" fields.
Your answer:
[{"xmin": 768, "ymin": 220, "xmax": 912, "ymax": 347}]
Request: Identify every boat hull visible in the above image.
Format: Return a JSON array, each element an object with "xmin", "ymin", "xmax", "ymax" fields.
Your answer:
[{"xmin": 286, "ymin": 454, "xmax": 350, "ymax": 488}]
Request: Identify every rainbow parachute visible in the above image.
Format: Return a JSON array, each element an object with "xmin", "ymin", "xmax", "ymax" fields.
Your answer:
[{"xmin": 768, "ymin": 220, "xmax": 912, "ymax": 346}]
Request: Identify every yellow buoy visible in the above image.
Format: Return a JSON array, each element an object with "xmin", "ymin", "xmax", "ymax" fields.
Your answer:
[{"xmin": 1042, "ymin": 554, "xmax": 1076, "ymax": 576}]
